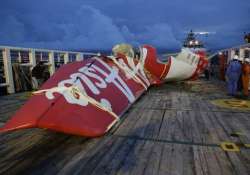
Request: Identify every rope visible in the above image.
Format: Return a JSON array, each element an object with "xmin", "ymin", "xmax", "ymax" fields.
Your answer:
[
  {"xmin": 33, "ymin": 86, "xmax": 120, "ymax": 122},
  {"xmin": 29, "ymin": 59, "xmax": 120, "ymax": 132},
  {"xmin": 159, "ymin": 64, "xmax": 168, "ymax": 79},
  {"xmin": 108, "ymin": 56, "xmax": 148, "ymax": 89}
]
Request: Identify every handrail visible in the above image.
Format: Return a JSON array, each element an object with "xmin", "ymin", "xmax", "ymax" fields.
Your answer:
[
  {"xmin": 0, "ymin": 83, "xmax": 8, "ymax": 87},
  {"xmin": 0, "ymin": 46, "xmax": 99, "ymax": 94},
  {"xmin": 0, "ymin": 45, "xmax": 83, "ymax": 55},
  {"xmin": 208, "ymin": 43, "xmax": 250, "ymax": 60}
]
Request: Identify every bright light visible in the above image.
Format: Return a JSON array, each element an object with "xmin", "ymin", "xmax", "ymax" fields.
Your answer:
[
  {"xmin": 189, "ymin": 41, "xmax": 193, "ymax": 45},
  {"xmin": 195, "ymin": 40, "xmax": 199, "ymax": 45}
]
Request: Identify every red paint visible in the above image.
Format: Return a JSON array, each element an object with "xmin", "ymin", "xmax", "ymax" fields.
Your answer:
[
  {"xmin": 143, "ymin": 45, "xmax": 171, "ymax": 80},
  {"xmin": 189, "ymin": 51, "xmax": 208, "ymax": 80},
  {"xmin": 219, "ymin": 54, "xmax": 227, "ymax": 81},
  {"xmin": 0, "ymin": 46, "xmax": 207, "ymax": 137}
]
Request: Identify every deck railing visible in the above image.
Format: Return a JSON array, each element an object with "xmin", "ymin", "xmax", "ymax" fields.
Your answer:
[
  {"xmin": 210, "ymin": 43, "xmax": 250, "ymax": 61},
  {"xmin": 0, "ymin": 46, "xmax": 99, "ymax": 94},
  {"xmin": 209, "ymin": 43, "xmax": 250, "ymax": 89}
]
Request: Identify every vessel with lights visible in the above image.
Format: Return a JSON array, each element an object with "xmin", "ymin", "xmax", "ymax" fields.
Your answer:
[{"xmin": 183, "ymin": 30, "xmax": 206, "ymax": 54}]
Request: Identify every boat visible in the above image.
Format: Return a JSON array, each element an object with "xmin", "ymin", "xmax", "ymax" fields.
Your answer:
[
  {"xmin": 183, "ymin": 30, "xmax": 206, "ymax": 53},
  {"xmin": 0, "ymin": 44, "xmax": 208, "ymax": 137},
  {"xmin": 142, "ymin": 29, "xmax": 208, "ymax": 82}
]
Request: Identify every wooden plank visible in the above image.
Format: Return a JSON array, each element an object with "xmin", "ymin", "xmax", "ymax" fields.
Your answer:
[
  {"xmin": 115, "ymin": 109, "xmax": 164, "ymax": 139},
  {"xmin": 131, "ymin": 109, "xmax": 160, "ymax": 138},
  {"xmin": 225, "ymin": 151, "xmax": 250, "ymax": 175},
  {"xmin": 0, "ymin": 110, "xmax": 19, "ymax": 122},
  {"xmin": 38, "ymin": 137, "xmax": 115, "ymax": 175},
  {"xmin": 128, "ymin": 140, "xmax": 155, "ymax": 175},
  {"xmin": 58, "ymin": 136, "xmax": 115, "ymax": 175},
  {"xmin": 90, "ymin": 138, "xmax": 136, "ymax": 175},
  {"xmin": 115, "ymin": 139, "xmax": 144, "ymax": 175},
  {"xmin": 143, "ymin": 142, "xmax": 163, "ymax": 175},
  {"xmin": 0, "ymin": 131, "xmax": 70, "ymax": 174},
  {"xmin": 0, "ymin": 79, "xmax": 250, "ymax": 175},
  {"xmin": 0, "ymin": 102, "xmax": 24, "ymax": 113},
  {"xmin": 112, "ymin": 108, "xmax": 145, "ymax": 136},
  {"xmin": 194, "ymin": 146, "xmax": 218, "ymax": 175},
  {"xmin": 179, "ymin": 110, "xmax": 193, "ymax": 141},
  {"xmin": 158, "ymin": 110, "xmax": 177, "ymax": 140},
  {"xmin": 0, "ymin": 101, "xmax": 24, "ymax": 108},
  {"xmin": 200, "ymin": 111, "xmax": 222, "ymax": 143}
]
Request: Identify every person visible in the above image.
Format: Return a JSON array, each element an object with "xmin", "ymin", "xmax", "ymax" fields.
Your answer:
[
  {"xmin": 242, "ymin": 58, "xmax": 250, "ymax": 97},
  {"xmin": 237, "ymin": 57, "xmax": 244, "ymax": 91},
  {"xmin": 31, "ymin": 61, "xmax": 46, "ymax": 89},
  {"xmin": 226, "ymin": 55, "xmax": 242, "ymax": 96},
  {"xmin": 218, "ymin": 52, "xmax": 226, "ymax": 81},
  {"xmin": 204, "ymin": 62, "xmax": 210, "ymax": 80}
]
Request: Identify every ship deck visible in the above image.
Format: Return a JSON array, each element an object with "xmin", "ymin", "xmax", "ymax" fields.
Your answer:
[{"xmin": 0, "ymin": 79, "xmax": 250, "ymax": 175}]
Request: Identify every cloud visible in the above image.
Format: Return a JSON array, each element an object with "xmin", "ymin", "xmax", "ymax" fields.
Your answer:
[
  {"xmin": 137, "ymin": 23, "xmax": 181, "ymax": 49},
  {"xmin": 60, "ymin": 5, "xmax": 126, "ymax": 50},
  {"xmin": 0, "ymin": 5, "xmax": 127, "ymax": 50},
  {"xmin": 0, "ymin": 3, "xmax": 180, "ymax": 51},
  {"xmin": 0, "ymin": 0, "xmax": 249, "ymax": 51},
  {"xmin": 0, "ymin": 15, "xmax": 26, "ymax": 43}
]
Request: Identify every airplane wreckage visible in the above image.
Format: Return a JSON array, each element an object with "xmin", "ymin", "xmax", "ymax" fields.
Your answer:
[{"xmin": 0, "ymin": 42, "xmax": 208, "ymax": 137}]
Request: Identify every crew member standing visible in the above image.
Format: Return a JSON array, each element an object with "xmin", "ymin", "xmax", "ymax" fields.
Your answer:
[
  {"xmin": 31, "ymin": 61, "xmax": 46, "ymax": 89},
  {"xmin": 226, "ymin": 55, "xmax": 242, "ymax": 96},
  {"xmin": 218, "ymin": 52, "xmax": 226, "ymax": 81},
  {"xmin": 242, "ymin": 58, "xmax": 250, "ymax": 97},
  {"xmin": 204, "ymin": 62, "xmax": 210, "ymax": 80},
  {"xmin": 237, "ymin": 57, "xmax": 244, "ymax": 91}
]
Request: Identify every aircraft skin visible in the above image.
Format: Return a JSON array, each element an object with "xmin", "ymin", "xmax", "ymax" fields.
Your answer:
[
  {"xmin": 0, "ymin": 45, "xmax": 208, "ymax": 137},
  {"xmin": 143, "ymin": 45, "xmax": 208, "ymax": 81}
]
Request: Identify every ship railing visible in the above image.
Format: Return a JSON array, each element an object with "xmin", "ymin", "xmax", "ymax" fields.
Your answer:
[
  {"xmin": 208, "ymin": 43, "xmax": 250, "ymax": 88},
  {"xmin": 0, "ymin": 46, "xmax": 98, "ymax": 94},
  {"xmin": 209, "ymin": 43, "xmax": 250, "ymax": 60}
]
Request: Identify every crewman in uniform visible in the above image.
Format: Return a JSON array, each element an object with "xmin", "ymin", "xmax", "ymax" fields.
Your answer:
[
  {"xmin": 242, "ymin": 58, "xmax": 250, "ymax": 97},
  {"xmin": 226, "ymin": 55, "xmax": 242, "ymax": 96}
]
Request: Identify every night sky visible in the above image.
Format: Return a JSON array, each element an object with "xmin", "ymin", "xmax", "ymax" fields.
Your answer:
[{"xmin": 0, "ymin": 0, "xmax": 249, "ymax": 52}]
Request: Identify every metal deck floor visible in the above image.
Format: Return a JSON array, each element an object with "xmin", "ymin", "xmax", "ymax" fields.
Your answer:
[{"xmin": 0, "ymin": 79, "xmax": 250, "ymax": 175}]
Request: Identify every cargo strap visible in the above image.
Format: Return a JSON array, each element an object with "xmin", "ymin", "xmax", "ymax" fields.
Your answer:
[
  {"xmin": 159, "ymin": 63, "xmax": 169, "ymax": 79},
  {"xmin": 33, "ymin": 86, "xmax": 120, "ymax": 131},
  {"xmin": 109, "ymin": 56, "xmax": 148, "ymax": 89}
]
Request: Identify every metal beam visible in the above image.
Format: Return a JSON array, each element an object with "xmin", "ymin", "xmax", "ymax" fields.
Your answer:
[
  {"xmin": 76, "ymin": 53, "xmax": 84, "ymax": 61},
  {"xmin": 64, "ymin": 53, "xmax": 69, "ymax": 64},
  {"xmin": 49, "ymin": 52, "xmax": 55, "ymax": 75},
  {"xmin": 2, "ymin": 48, "xmax": 15, "ymax": 93}
]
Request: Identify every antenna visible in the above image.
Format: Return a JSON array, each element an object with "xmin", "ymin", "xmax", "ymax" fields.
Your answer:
[
  {"xmin": 193, "ymin": 31, "xmax": 216, "ymax": 35},
  {"xmin": 183, "ymin": 30, "xmax": 216, "ymax": 35}
]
